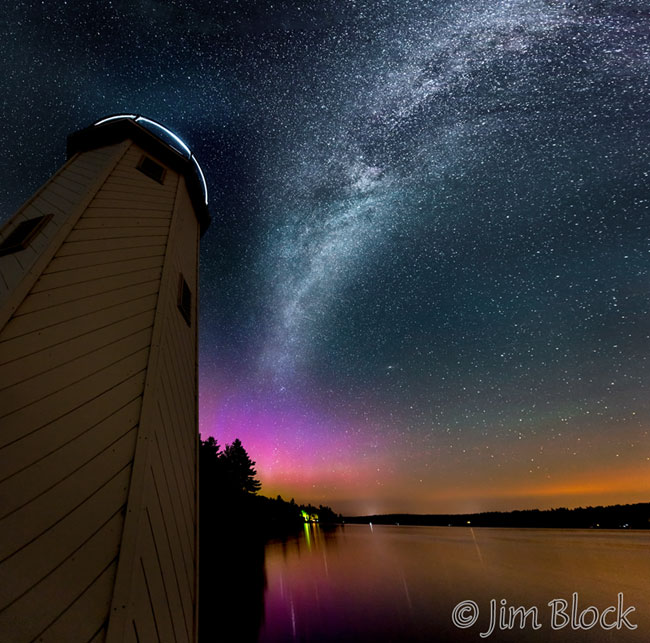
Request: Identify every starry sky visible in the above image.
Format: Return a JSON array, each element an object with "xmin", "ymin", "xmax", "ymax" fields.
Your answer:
[{"xmin": 2, "ymin": 0, "xmax": 649, "ymax": 515}]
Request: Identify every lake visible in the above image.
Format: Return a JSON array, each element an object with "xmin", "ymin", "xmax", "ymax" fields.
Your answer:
[{"xmin": 258, "ymin": 524, "xmax": 650, "ymax": 642}]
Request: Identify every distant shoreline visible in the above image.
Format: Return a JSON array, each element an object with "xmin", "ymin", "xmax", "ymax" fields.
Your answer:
[{"xmin": 343, "ymin": 501, "xmax": 650, "ymax": 529}]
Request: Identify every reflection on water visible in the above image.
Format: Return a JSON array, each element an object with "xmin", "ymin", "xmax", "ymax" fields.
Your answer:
[{"xmin": 258, "ymin": 524, "xmax": 650, "ymax": 642}]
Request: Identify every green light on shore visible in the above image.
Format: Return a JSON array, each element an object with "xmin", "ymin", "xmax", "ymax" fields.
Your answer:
[{"xmin": 301, "ymin": 510, "xmax": 319, "ymax": 523}]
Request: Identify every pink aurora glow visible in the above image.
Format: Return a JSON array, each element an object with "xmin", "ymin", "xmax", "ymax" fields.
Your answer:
[{"xmin": 199, "ymin": 370, "xmax": 397, "ymax": 510}]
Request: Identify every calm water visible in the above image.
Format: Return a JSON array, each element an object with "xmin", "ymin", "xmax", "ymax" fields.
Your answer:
[{"xmin": 258, "ymin": 524, "xmax": 650, "ymax": 642}]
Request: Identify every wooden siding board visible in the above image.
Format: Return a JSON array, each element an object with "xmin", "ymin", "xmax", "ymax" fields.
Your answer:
[
  {"xmin": 145, "ymin": 486, "xmax": 191, "ymax": 642},
  {"xmin": 148, "ymin": 471, "xmax": 194, "ymax": 609},
  {"xmin": 0, "ymin": 327, "xmax": 153, "ymax": 418},
  {"xmin": 41, "ymin": 180, "xmax": 84, "ymax": 209},
  {"xmin": 89, "ymin": 626, "xmax": 108, "ymax": 643},
  {"xmin": 148, "ymin": 479, "xmax": 194, "ymax": 623},
  {"xmin": 159, "ymin": 322, "xmax": 195, "ymax": 459},
  {"xmin": 5, "ymin": 280, "xmax": 160, "ymax": 338},
  {"xmin": 161, "ymin": 334, "xmax": 193, "ymax": 421},
  {"xmin": 0, "ymin": 372, "xmax": 146, "ymax": 480},
  {"xmin": 156, "ymin": 385, "xmax": 193, "ymax": 508},
  {"xmin": 0, "ymin": 141, "xmax": 133, "ymax": 334},
  {"xmin": 0, "ymin": 349, "xmax": 149, "ymax": 447},
  {"xmin": 140, "ymin": 521, "xmax": 177, "ymax": 643},
  {"xmin": 0, "ymin": 511, "xmax": 125, "ymax": 643},
  {"xmin": 64, "ymin": 226, "xmax": 168, "ymax": 245},
  {"xmin": 108, "ymin": 165, "xmax": 176, "ymax": 181},
  {"xmin": 156, "ymin": 380, "xmax": 193, "ymax": 508},
  {"xmin": 37, "ymin": 560, "xmax": 117, "ymax": 643},
  {"xmin": 31, "ymin": 192, "xmax": 69, "ymax": 217},
  {"xmin": 105, "ymin": 167, "xmax": 201, "ymax": 643},
  {"xmin": 54, "ymin": 173, "xmax": 97, "ymax": 195},
  {"xmin": 132, "ymin": 563, "xmax": 163, "ymax": 643},
  {"xmin": 101, "ymin": 172, "xmax": 178, "ymax": 190},
  {"xmin": 0, "ymin": 470, "xmax": 130, "ymax": 611},
  {"xmin": 24, "ymin": 225, "xmax": 54, "ymax": 256},
  {"xmin": 15, "ymin": 203, "xmax": 46, "ymax": 222},
  {"xmin": 82, "ymin": 207, "xmax": 172, "ymax": 220},
  {"xmin": 0, "ymin": 309, "xmax": 154, "ymax": 379},
  {"xmin": 13, "ymin": 245, "xmax": 38, "ymax": 271},
  {"xmin": 165, "ymin": 307, "xmax": 195, "ymax": 371},
  {"xmin": 74, "ymin": 217, "xmax": 171, "ymax": 229},
  {"xmin": 0, "ymin": 283, "xmax": 157, "ymax": 366},
  {"xmin": 92, "ymin": 178, "xmax": 169, "ymax": 192},
  {"xmin": 60, "ymin": 162, "xmax": 107, "ymax": 183},
  {"xmin": 44, "ymin": 245, "xmax": 166, "ymax": 273},
  {"xmin": 17, "ymin": 269, "xmax": 161, "ymax": 316},
  {"xmin": 31, "ymin": 256, "xmax": 163, "ymax": 292},
  {"xmin": 160, "ymin": 336, "xmax": 193, "ymax": 425},
  {"xmin": 157, "ymin": 346, "xmax": 194, "ymax": 467},
  {"xmin": 0, "ymin": 255, "xmax": 25, "ymax": 296},
  {"xmin": 62, "ymin": 163, "xmax": 101, "ymax": 182},
  {"xmin": 102, "ymin": 178, "xmax": 177, "ymax": 197},
  {"xmin": 71, "ymin": 150, "xmax": 118, "ymax": 172},
  {"xmin": 58, "ymin": 236, "xmax": 169, "ymax": 255},
  {"xmin": 0, "ymin": 399, "xmax": 141, "ymax": 518},
  {"xmin": 151, "ymin": 428, "xmax": 194, "ymax": 558},
  {"xmin": 84, "ymin": 199, "xmax": 178, "ymax": 211},
  {"xmin": 0, "ymin": 434, "xmax": 135, "ymax": 563},
  {"xmin": 100, "ymin": 182, "xmax": 175, "ymax": 201}
]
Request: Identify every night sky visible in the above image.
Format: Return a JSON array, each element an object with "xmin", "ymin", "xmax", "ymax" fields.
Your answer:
[{"xmin": 2, "ymin": 0, "xmax": 648, "ymax": 515}]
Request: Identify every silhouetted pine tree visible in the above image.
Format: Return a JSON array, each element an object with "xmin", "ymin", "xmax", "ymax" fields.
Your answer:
[{"xmin": 221, "ymin": 438, "xmax": 262, "ymax": 495}]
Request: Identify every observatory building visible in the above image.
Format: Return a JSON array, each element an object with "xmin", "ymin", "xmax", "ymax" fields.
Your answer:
[{"xmin": 0, "ymin": 115, "xmax": 210, "ymax": 642}]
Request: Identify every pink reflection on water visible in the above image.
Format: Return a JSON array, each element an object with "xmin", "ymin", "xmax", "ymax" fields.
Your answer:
[{"xmin": 259, "ymin": 524, "xmax": 650, "ymax": 643}]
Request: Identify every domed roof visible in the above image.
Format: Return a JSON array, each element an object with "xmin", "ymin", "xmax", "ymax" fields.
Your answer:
[
  {"xmin": 68, "ymin": 114, "xmax": 211, "ymax": 235},
  {"xmin": 92, "ymin": 114, "xmax": 208, "ymax": 206}
]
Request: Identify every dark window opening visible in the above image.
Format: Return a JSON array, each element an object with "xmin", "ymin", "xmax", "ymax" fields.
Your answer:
[
  {"xmin": 0, "ymin": 214, "xmax": 53, "ymax": 257},
  {"xmin": 177, "ymin": 274, "xmax": 192, "ymax": 326},
  {"xmin": 137, "ymin": 156, "xmax": 166, "ymax": 184}
]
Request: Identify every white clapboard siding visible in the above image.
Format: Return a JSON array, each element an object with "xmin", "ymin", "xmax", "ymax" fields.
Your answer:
[
  {"xmin": 0, "ymin": 429, "xmax": 136, "ymax": 561},
  {"xmin": 0, "ymin": 144, "xmax": 126, "ymax": 305},
  {"xmin": 107, "ymin": 174, "xmax": 199, "ymax": 643},
  {"xmin": 0, "ymin": 327, "xmax": 153, "ymax": 417},
  {"xmin": 0, "ymin": 128, "xmax": 202, "ymax": 643},
  {"xmin": 35, "ymin": 561, "xmax": 119, "ymax": 643},
  {"xmin": 0, "ymin": 398, "xmax": 142, "ymax": 518},
  {"xmin": 2, "ymin": 281, "xmax": 161, "ymax": 341},
  {"xmin": 0, "ymin": 482, "xmax": 129, "ymax": 642},
  {"xmin": 43, "ymin": 244, "xmax": 167, "ymax": 273},
  {"xmin": 31, "ymin": 255, "xmax": 163, "ymax": 292},
  {"xmin": 0, "ymin": 371, "xmax": 147, "ymax": 479},
  {"xmin": 0, "ymin": 132, "xmax": 198, "ymax": 643},
  {"xmin": 82, "ymin": 207, "xmax": 173, "ymax": 220},
  {"xmin": 0, "ymin": 295, "xmax": 158, "ymax": 365},
  {"xmin": 0, "ymin": 458, "xmax": 134, "ymax": 606},
  {"xmin": 0, "ymin": 347, "xmax": 150, "ymax": 448},
  {"xmin": 102, "ymin": 179, "xmax": 177, "ymax": 198},
  {"xmin": 17, "ymin": 268, "xmax": 162, "ymax": 315}
]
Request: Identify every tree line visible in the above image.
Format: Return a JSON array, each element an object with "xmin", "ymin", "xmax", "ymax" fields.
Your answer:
[
  {"xmin": 345, "ymin": 503, "xmax": 650, "ymax": 529},
  {"xmin": 199, "ymin": 435, "xmax": 339, "ymax": 642},
  {"xmin": 199, "ymin": 435, "xmax": 339, "ymax": 528}
]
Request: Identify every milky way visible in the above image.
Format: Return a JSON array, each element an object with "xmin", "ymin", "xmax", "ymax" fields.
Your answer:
[{"xmin": 2, "ymin": 0, "xmax": 649, "ymax": 514}]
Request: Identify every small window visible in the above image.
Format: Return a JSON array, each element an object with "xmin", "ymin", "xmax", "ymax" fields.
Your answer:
[
  {"xmin": 177, "ymin": 274, "xmax": 192, "ymax": 326},
  {"xmin": 137, "ymin": 156, "xmax": 166, "ymax": 184},
  {"xmin": 0, "ymin": 214, "xmax": 53, "ymax": 257}
]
